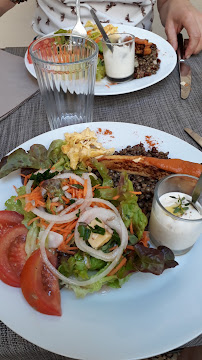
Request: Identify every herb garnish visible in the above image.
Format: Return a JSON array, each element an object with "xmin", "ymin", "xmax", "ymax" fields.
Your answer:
[
  {"xmin": 71, "ymin": 184, "xmax": 84, "ymax": 189},
  {"xmin": 30, "ymin": 169, "xmax": 59, "ymax": 188},
  {"xmin": 78, "ymin": 224, "xmax": 92, "ymax": 241},
  {"xmin": 76, "ymin": 209, "xmax": 81, "ymax": 218},
  {"xmin": 78, "ymin": 222, "xmax": 106, "ymax": 241},
  {"xmin": 69, "ymin": 199, "xmax": 76, "ymax": 204},
  {"xmin": 170, "ymin": 195, "xmax": 190, "ymax": 216},
  {"xmin": 95, "ymin": 217, "xmax": 102, "ymax": 223}
]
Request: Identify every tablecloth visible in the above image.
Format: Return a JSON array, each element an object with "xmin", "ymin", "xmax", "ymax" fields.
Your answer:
[{"xmin": 0, "ymin": 47, "xmax": 202, "ymax": 360}]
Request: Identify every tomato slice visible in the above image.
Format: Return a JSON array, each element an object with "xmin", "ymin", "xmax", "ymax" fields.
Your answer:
[
  {"xmin": 0, "ymin": 224, "xmax": 27, "ymax": 287},
  {"xmin": 21, "ymin": 249, "xmax": 61, "ymax": 316},
  {"xmin": 0, "ymin": 210, "xmax": 24, "ymax": 237}
]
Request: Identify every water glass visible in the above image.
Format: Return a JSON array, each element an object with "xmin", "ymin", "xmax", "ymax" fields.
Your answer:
[
  {"xmin": 30, "ymin": 34, "xmax": 98, "ymax": 129},
  {"xmin": 149, "ymin": 174, "xmax": 202, "ymax": 255}
]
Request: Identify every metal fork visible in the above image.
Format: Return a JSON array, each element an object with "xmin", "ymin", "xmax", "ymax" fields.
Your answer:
[{"xmin": 72, "ymin": 0, "xmax": 87, "ymax": 37}]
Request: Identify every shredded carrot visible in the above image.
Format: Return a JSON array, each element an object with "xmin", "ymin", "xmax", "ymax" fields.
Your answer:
[
  {"xmin": 51, "ymin": 220, "xmax": 77, "ymax": 237},
  {"xmin": 108, "ymin": 245, "xmax": 118, "ymax": 252},
  {"xmin": 83, "ymin": 179, "xmax": 88, "ymax": 197},
  {"xmin": 27, "ymin": 216, "xmax": 40, "ymax": 226},
  {"xmin": 140, "ymin": 231, "xmax": 150, "ymax": 247},
  {"xmin": 50, "ymin": 202, "xmax": 61, "ymax": 207},
  {"xmin": 108, "ymin": 257, "xmax": 127, "ymax": 276},
  {"xmin": 126, "ymin": 245, "xmax": 135, "ymax": 251},
  {"xmin": 15, "ymin": 186, "xmax": 46, "ymax": 212},
  {"xmin": 66, "ymin": 246, "xmax": 78, "ymax": 250},
  {"xmin": 130, "ymin": 221, "xmax": 134, "ymax": 235},
  {"xmin": 57, "ymin": 240, "xmax": 76, "ymax": 254},
  {"xmin": 129, "ymin": 191, "xmax": 142, "ymax": 195},
  {"xmin": 112, "ymin": 195, "xmax": 120, "ymax": 200},
  {"xmin": 94, "ymin": 202, "xmax": 110, "ymax": 209},
  {"xmin": 62, "ymin": 196, "xmax": 70, "ymax": 204},
  {"xmin": 22, "ymin": 173, "xmax": 32, "ymax": 186},
  {"xmin": 13, "ymin": 185, "xmax": 17, "ymax": 192},
  {"xmin": 95, "ymin": 36, "xmax": 102, "ymax": 43},
  {"xmin": 65, "ymin": 232, "xmax": 74, "ymax": 245},
  {"xmin": 92, "ymin": 184, "xmax": 101, "ymax": 191}
]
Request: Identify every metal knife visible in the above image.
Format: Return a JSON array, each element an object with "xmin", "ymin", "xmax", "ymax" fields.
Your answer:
[
  {"xmin": 191, "ymin": 173, "xmax": 202, "ymax": 214},
  {"xmin": 90, "ymin": 8, "xmax": 113, "ymax": 52},
  {"xmin": 184, "ymin": 128, "xmax": 202, "ymax": 148},
  {"xmin": 177, "ymin": 33, "xmax": 191, "ymax": 99}
]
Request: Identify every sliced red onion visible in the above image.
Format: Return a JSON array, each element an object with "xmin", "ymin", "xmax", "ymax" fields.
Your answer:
[
  {"xmin": 40, "ymin": 222, "xmax": 125, "ymax": 287},
  {"xmin": 53, "ymin": 173, "xmax": 84, "ymax": 185},
  {"xmin": 74, "ymin": 207, "xmax": 127, "ymax": 262},
  {"xmin": 39, "ymin": 230, "xmax": 63, "ymax": 248}
]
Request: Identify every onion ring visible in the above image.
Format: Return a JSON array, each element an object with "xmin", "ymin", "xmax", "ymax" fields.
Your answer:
[{"xmin": 74, "ymin": 207, "xmax": 126, "ymax": 262}]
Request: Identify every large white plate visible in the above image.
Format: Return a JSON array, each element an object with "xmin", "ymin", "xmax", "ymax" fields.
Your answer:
[
  {"xmin": 25, "ymin": 25, "xmax": 177, "ymax": 96},
  {"xmin": 0, "ymin": 122, "xmax": 202, "ymax": 360}
]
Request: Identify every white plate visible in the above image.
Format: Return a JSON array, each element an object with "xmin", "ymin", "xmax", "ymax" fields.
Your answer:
[
  {"xmin": 24, "ymin": 25, "xmax": 177, "ymax": 96},
  {"xmin": 1, "ymin": 122, "xmax": 202, "ymax": 360}
]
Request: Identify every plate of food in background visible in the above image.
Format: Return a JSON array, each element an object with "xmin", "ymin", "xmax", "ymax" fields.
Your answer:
[{"xmin": 25, "ymin": 23, "xmax": 177, "ymax": 96}]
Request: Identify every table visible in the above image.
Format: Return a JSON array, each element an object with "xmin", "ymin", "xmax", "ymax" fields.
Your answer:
[{"xmin": 0, "ymin": 47, "xmax": 202, "ymax": 360}]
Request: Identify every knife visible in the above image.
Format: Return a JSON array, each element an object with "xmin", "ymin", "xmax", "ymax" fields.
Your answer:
[
  {"xmin": 184, "ymin": 128, "xmax": 202, "ymax": 148},
  {"xmin": 191, "ymin": 173, "xmax": 202, "ymax": 212},
  {"xmin": 90, "ymin": 8, "xmax": 113, "ymax": 52},
  {"xmin": 177, "ymin": 33, "xmax": 191, "ymax": 99}
]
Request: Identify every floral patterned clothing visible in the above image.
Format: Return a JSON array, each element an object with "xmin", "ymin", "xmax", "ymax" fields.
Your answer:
[{"xmin": 33, "ymin": 0, "xmax": 156, "ymax": 36}]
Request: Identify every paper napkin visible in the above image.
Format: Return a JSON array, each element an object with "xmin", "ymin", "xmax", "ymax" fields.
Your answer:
[{"xmin": 0, "ymin": 50, "xmax": 39, "ymax": 121}]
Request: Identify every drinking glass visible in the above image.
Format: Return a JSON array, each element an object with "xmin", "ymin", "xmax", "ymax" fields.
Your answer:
[
  {"xmin": 149, "ymin": 174, "xmax": 202, "ymax": 255},
  {"xmin": 30, "ymin": 34, "xmax": 98, "ymax": 129}
]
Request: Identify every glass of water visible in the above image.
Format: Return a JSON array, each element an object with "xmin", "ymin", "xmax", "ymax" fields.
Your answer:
[{"xmin": 29, "ymin": 34, "xmax": 98, "ymax": 129}]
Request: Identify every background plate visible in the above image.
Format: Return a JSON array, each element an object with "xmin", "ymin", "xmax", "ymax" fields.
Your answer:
[
  {"xmin": 0, "ymin": 122, "xmax": 202, "ymax": 360},
  {"xmin": 24, "ymin": 25, "xmax": 177, "ymax": 96}
]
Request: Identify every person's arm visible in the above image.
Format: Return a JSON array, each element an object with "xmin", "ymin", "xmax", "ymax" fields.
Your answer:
[
  {"xmin": 157, "ymin": 0, "xmax": 202, "ymax": 58},
  {"xmin": 0, "ymin": 0, "xmax": 16, "ymax": 16}
]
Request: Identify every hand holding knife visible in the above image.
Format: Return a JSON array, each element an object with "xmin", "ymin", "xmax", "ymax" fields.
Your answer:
[{"xmin": 177, "ymin": 33, "xmax": 191, "ymax": 99}]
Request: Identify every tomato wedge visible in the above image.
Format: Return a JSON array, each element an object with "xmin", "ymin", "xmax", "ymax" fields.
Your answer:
[
  {"xmin": 27, "ymin": 40, "xmax": 36, "ymax": 64},
  {"xmin": 0, "ymin": 210, "xmax": 23, "ymax": 237},
  {"xmin": 21, "ymin": 249, "xmax": 61, "ymax": 316},
  {"xmin": 0, "ymin": 224, "xmax": 27, "ymax": 287}
]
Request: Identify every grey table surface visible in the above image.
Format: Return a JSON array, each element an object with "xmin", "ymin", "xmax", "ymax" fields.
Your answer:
[{"xmin": 0, "ymin": 47, "xmax": 202, "ymax": 360}]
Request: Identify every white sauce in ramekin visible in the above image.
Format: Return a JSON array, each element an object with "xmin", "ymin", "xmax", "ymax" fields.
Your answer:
[
  {"xmin": 149, "ymin": 192, "xmax": 202, "ymax": 253},
  {"xmin": 103, "ymin": 41, "xmax": 135, "ymax": 80}
]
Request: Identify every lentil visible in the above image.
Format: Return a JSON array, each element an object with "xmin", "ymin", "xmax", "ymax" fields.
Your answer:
[{"xmin": 110, "ymin": 143, "xmax": 169, "ymax": 221}]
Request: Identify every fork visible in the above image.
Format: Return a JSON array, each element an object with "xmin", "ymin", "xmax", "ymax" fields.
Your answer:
[{"xmin": 72, "ymin": 0, "xmax": 87, "ymax": 37}]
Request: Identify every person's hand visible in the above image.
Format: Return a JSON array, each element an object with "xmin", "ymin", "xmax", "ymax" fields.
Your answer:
[
  {"xmin": 157, "ymin": 0, "xmax": 202, "ymax": 58},
  {"xmin": 0, "ymin": 0, "xmax": 15, "ymax": 17}
]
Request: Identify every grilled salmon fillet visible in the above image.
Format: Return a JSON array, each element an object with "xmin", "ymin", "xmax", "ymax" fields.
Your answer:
[
  {"xmin": 87, "ymin": 155, "xmax": 202, "ymax": 179},
  {"xmin": 86, "ymin": 155, "xmax": 171, "ymax": 180}
]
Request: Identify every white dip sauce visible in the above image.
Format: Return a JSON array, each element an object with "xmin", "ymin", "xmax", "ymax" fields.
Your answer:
[
  {"xmin": 103, "ymin": 41, "xmax": 135, "ymax": 80},
  {"xmin": 149, "ymin": 191, "xmax": 202, "ymax": 253}
]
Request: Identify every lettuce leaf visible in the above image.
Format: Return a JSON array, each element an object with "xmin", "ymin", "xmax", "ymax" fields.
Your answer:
[
  {"xmin": 47, "ymin": 139, "xmax": 71, "ymax": 172},
  {"xmin": 117, "ymin": 244, "xmax": 178, "ymax": 279},
  {"xmin": 5, "ymin": 185, "xmax": 35, "ymax": 228},
  {"xmin": 96, "ymin": 58, "xmax": 106, "ymax": 81},
  {"xmin": 0, "ymin": 145, "xmax": 52, "ymax": 179},
  {"xmin": 58, "ymin": 251, "xmax": 106, "ymax": 281},
  {"xmin": 91, "ymin": 159, "xmax": 113, "ymax": 187},
  {"xmin": 118, "ymin": 172, "xmax": 148, "ymax": 240},
  {"xmin": 67, "ymin": 274, "xmax": 129, "ymax": 298}
]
